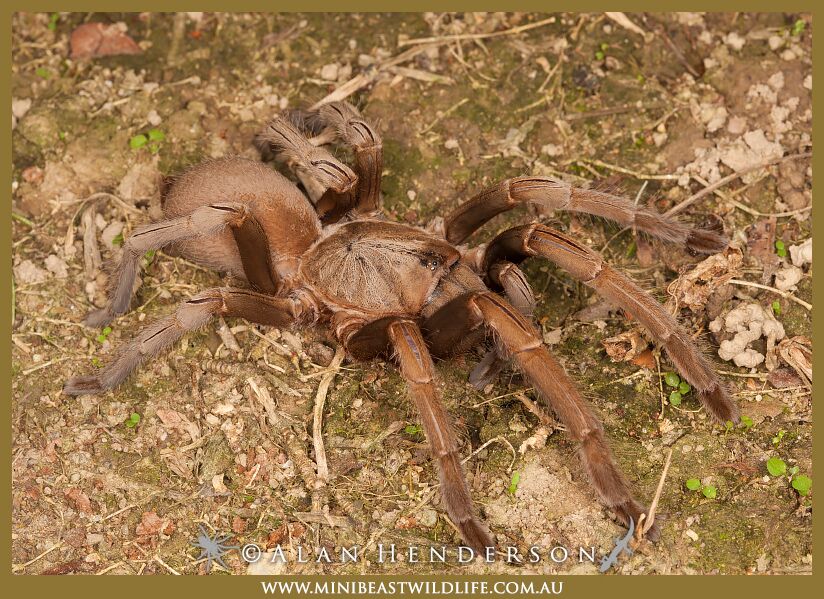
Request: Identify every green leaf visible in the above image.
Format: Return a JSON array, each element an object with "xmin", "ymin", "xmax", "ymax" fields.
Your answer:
[
  {"xmin": 404, "ymin": 424, "xmax": 421, "ymax": 435},
  {"xmin": 702, "ymin": 486, "xmax": 717, "ymax": 499},
  {"xmin": 129, "ymin": 134, "xmax": 148, "ymax": 149},
  {"xmin": 147, "ymin": 128, "xmax": 166, "ymax": 142},
  {"xmin": 35, "ymin": 67, "xmax": 50, "ymax": 79},
  {"xmin": 664, "ymin": 372, "xmax": 680, "ymax": 388},
  {"xmin": 594, "ymin": 50, "xmax": 605, "ymax": 61},
  {"xmin": 685, "ymin": 478, "xmax": 701, "ymax": 491},
  {"xmin": 740, "ymin": 415, "xmax": 753, "ymax": 431},
  {"xmin": 792, "ymin": 19, "xmax": 806, "ymax": 35},
  {"xmin": 678, "ymin": 381, "xmax": 691, "ymax": 395},
  {"xmin": 791, "ymin": 474, "xmax": 812, "ymax": 496},
  {"xmin": 775, "ymin": 239, "xmax": 787, "ymax": 258},
  {"xmin": 112, "ymin": 232, "xmax": 124, "ymax": 246},
  {"xmin": 508, "ymin": 471, "xmax": 521, "ymax": 496},
  {"xmin": 125, "ymin": 412, "xmax": 141, "ymax": 428},
  {"xmin": 668, "ymin": 391, "xmax": 682, "ymax": 406},
  {"xmin": 766, "ymin": 456, "xmax": 787, "ymax": 477},
  {"xmin": 771, "ymin": 300, "xmax": 781, "ymax": 316},
  {"xmin": 48, "ymin": 13, "xmax": 59, "ymax": 30}
]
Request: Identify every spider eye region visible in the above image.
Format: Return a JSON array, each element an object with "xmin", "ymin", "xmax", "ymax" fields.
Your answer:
[{"xmin": 420, "ymin": 256, "xmax": 441, "ymax": 270}]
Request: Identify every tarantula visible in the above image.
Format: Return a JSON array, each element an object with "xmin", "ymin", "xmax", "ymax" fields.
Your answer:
[{"xmin": 64, "ymin": 100, "xmax": 739, "ymax": 552}]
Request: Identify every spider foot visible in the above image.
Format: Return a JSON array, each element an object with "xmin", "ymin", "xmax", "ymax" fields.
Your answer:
[
  {"xmin": 63, "ymin": 375, "xmax": 105, "ymax": 396},
  {"xmin": 84, "ymin": 307, "xmax": 114, "ymax": 329},
  {"xmin": 686, "ymin": 228, "xmax": 728, "ymax": 254}
]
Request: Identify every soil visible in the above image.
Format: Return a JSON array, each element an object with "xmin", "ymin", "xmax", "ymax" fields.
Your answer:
[{"xmin": 12, "ymin": 12, "xmax": 812, "ymax": 575}]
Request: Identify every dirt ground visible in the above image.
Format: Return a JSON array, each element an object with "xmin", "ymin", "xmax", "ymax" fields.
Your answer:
[{"xmin": 11, "ymin": 12, "xmax": 812, "ymax": 575}]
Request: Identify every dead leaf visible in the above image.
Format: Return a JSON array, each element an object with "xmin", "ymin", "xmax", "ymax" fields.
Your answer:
[
  {"xmin": 70, "ymin": 22, "xmax": 142, "ymax": 59},
  {"xmin": 778, "ymin": 336, "xmax": 812, "ymax": 385},
  {"xmin": 156, "ymin": 408, "xmax": 201, "ymax": 443},
  {"xmin": 64, "ymin": 487, "xmax": 94, "ymax": 514},
  {"xmin": 602, "ymin": 330, "xmax": 648, "ymax": 362},
  {"xmin": 136, "ymin": 511, "xmax": 175, "ymax": 537},
  {"xmin": 768, "ymin": 367, "xmax": 803, "ymax": 389},
  {"xmin": 631, "ymin": 349, "xmax": 656, "ymax": 369},
  {"xmin": 667, "ymin": 247, "xmax": 743, "ymax": 312}
]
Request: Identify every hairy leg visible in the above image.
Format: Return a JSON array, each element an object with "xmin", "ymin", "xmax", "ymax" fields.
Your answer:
[
  {"xmin": 443, "ymin": 176, "xmax": 727, "ymax": 253},
  {"xmin": 423, "ymin": 291, "xmax": 659, "ymax": 540},
  {"xmin": 469, "ymin": 260, "xmax": 536, "ymax": 389},
  {"xmin": 255, "ymin": 113, "xmax": 358, "ymax": 198},
  {"xmin": 482, "ymin": 223, "xmax": 738, "ymax": 424},
  {"xmin": 65, "ymin": 288, "xmax": 308, "ymax": 395},
  {"xmin": 346, "ymin": 318, "xmax": 495, "ymax": 553},
  {"xmin": 85, "ymin": 203, "xmax": 278, "ymax": 328},
  {"xmin": 294, "ymin": 102, "xmax": 383, "ymax": 219}
]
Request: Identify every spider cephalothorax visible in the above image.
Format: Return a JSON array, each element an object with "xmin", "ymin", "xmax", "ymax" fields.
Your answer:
[{"xmin": 65, "ymin": 100, "xmax": 738, "ymax": 552}]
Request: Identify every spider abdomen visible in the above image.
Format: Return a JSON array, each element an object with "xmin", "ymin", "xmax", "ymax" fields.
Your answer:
[{"xmin": 162, "ymin": 156, "xmax": 321, "ymax": 279}]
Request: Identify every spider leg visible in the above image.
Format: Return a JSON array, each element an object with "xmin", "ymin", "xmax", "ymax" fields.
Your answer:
[
  {"xmin": 85, "ymin": 203, "xmax": 279, "ymax": 328},
  {"xmin": 346, "ymin": 317, "xmax": 495, "ymax": 553},
  {"xmin": 291, "ymin": 102, "xmax": 383, "ymax": 221},
  {"xmin": 482, "ymin": 223, "xmax": 739, "ymax": 424},
  {"xmin": 469, "ymin": 260, "xmax": 536, "ymax": 390},
  {"xmin": 64, "ymin": 288, "xmax": 309, "ymax": 396},
  {"xmin": 255, "ymin": 113, "xmax": 358, "ymax": 201},
  {"xmin": 422, "ymin": 291, "xmax": 659, "ymax": 540},
  {"xmin": 443, "ymin": 176, "xmax": 728, "ymax": 253}
]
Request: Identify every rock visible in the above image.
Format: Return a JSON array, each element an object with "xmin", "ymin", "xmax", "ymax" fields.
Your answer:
[
  {"xmin": 418, "ymin": 508, "xmax": 438, "ymax": 528},
  {"xmin": 13, "ymin": 259, "xmax": 49, "ymax": 284},
  {"xmin": 12, "ymin": 98, "xmax": 32, "ymax": 120},
  {"xmin": 320, "ymin": 63, "xmax": 339, "ymax": 81},
  {"xmin": 70, "ymin": 22, "xmax": 142, "ymax": 59},
  {"xmin": 789, "ymin": 239, "xmax": 812, "ymax": 267},
  {"xmin": 774, "ymin": 265, "xmax": 803, "ymax": 291},
  {"xmin": 117, "ymin": 160, "xmax": 160, "ymax": 201},
  {"xmin": 44, "ymin": 254, "xmax": 68, "ymax": 278}
]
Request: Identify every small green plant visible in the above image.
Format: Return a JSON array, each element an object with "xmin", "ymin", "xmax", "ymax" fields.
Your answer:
[
  {"xmin": 724, "ymin": 420, "xmax": 734, "ymax": 433},
  {"xmin": 112, "ymin": 232, "xmax": 124, "ymax": 246},
  {"xmin": 130, "ymin": 129, "xmax": 166, "ymax": 153},
  {"xmin": 47, "ymin": 12, "xmax": 59, "ymax": 31},
  {"xmin": 130, "ymin": 134, "xmax": 148, "ymax": 149},
  {"xmin": 766, "ymin": 456, "xmax": 787, "ymax": 477},
  {"xmin": 35, "ymin": 67, "xmax": 50, "ymax": 79},
  {"xmin": 772, "ymin": 429, "xmax": 786, "ymax": 447},
  {"xmin": 91, "ymin": 356, "xmax": 101, "ymax": 368},
  {"xmin": 771, "ymin": 300, "xmax": 781, "ymax": 316},
  {"xmin": 508, "ymin": 471, "xmax": 521, "ymax": 496},
  {"xmin": 791, "ymin": 474, "xmax": 812, "ymax": 496},
  {"xmin": 404, "ymin": 424, "xmax": 422, "ymax": 435},
  {"xmin": 143, "ymin": 249, "xmax": 156, "ymax": 267},
  {"xmin": 740, "ymin": 415, "xmax": 754, "ymax": 432},
  {"xmin": 664, "ymin": 372, "xmax": 681, "ymax": 388},
  {"xmin": 664, "ymin": 372, "xmax": 693, "ymax": 408},
  {"xmin": 775, "ymin": 239, "xmax": 787, "ymax": 258},
  {"xmin": 685, "ymin": 478, "xmax": 717, "ymax": 499},
  {"xmin": 125, "ymin": 412, "xmax": 141, "ymax": 428},
  {"xmin": 96, "ymin": 326, "xmax": 113, "ymax": 344},
  {"xmin": 792, "ymin": 19, "xmax": 806, "ymax": 36}
]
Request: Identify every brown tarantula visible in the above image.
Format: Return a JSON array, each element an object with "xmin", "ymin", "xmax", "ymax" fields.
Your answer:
[{"xmin": 64, "ymin": 100, "xmax": 739, "ymax": 552}]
